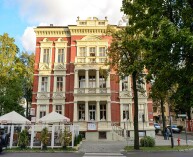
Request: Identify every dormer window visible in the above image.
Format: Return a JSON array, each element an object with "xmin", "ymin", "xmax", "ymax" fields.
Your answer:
[
  {"xmin": 80, "ymin": 22, "xmax": 87, "ymax": 25},
  {"xmin": 98, "ymin": 22, "xmax": 105, "ymax": 25}
]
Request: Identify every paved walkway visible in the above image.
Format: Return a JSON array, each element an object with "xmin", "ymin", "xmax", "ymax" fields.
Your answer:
[{"xmin": 78, "ymin": 135, "xmax": 193, "ymax": 153}]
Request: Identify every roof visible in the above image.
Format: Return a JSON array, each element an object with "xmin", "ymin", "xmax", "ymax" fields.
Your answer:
[
  {"xmin": 37, "ymin": 111, "xmax": 70, "ymax": 124},
  {"xmin": 0, "ymin": 111, "xmax": 31, "ymax": 124}
]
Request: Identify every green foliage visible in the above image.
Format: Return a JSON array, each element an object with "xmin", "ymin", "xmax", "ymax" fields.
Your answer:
[
  {"xmin": 17, "ymin": 129, "xmax": 29, "ymax": 149},
  {"xmin": 0, "ymin": 33, "xmax": 34, "ymax": 116},
  {"xmin": 140, "ymin": 136, "xmax": 155, "ymax": 147},
  {"xmin": 121, "ymin": 0, "xmax": 193, "ymax": 121},
  {"xmin": 40, "ymin": 127, "xmax": 49, "ymax": 149},
  {"xmin": 59, "ymin": 129, "xmax": 72, "ymax": 149}
]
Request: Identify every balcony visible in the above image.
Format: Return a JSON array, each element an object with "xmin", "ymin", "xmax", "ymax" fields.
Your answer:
[
  {"xmin": 75, "ymin": 56, "xmax": 107, "ymax": 64},
  {"xmin": 74, "ymin": 88, "xmax": 108, "ymax": 95}
]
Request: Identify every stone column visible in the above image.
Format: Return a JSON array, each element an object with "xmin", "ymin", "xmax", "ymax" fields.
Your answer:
[
  {"xmin": 107, "ymin": 101, "xmax": 111, "ymax": 121},
  {"xmin": 73, "ymin": 102, "xmax": 78, "ymax": 122},
  {"xmin": 96, "ymin": 70, "xmax": 99, "ymax": 93},
  {"xmin": 144, "ymin": 103, "xmax": 148, "ymax": 121},
  {"xmin": 129, "ymin": 103, "xmax": 133, "ymax": 122},
  {"xmin": 107, "ymin": 73, "xmax": 110, "ymax": 93},
  {"xmin": 96, "ymin": 101, "xmax": 100, "ymax": 121},
  {"xmin": 85, "ymin": 101, "xmax": 88, "ymax": 121},
  {"xmin": 85, "ymin": 70, "xmax": 89, "ymax": 93},
  {"xmin": 53, "ymin": 76, "xmax": 56, "ymax": 92},
  {"xmin": 36, "ymin": 105, "xmax": 40, "ymax": 119},
  {"xmin": 74, "ymin": 70, "xmax": 78, "ymax": 89}
]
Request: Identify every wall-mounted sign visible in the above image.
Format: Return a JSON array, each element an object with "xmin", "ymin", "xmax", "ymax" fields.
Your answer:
[
  {"xmin": 87, "ymin": 122, "xmax": 97, "ymax": 131},
  {"xmin": 30, "ymin": 108, "xmax": 35, "ymax": 116}
]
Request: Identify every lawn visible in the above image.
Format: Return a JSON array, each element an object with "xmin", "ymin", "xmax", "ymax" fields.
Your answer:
[
  {"xmin": 4, "ymin": 147, "xmax": 77, "ymax": 152},
  {"xmin": 124, "ymin": 145, "xmax": 193, "ymax": 152}
]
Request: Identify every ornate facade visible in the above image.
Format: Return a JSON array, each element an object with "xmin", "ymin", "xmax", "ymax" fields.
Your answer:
[{"xmin": 32, "ymin": 17, "xmax": 155, "ymax": 140}]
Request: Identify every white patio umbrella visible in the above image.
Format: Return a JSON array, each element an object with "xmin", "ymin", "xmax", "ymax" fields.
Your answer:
[
  {"xmin": 37, "ymin": 111, "xmax": 70, "ymax": 124},
  {"xmin": 0, "ymin": 111, "xmax": 31, "ymax": 124}
]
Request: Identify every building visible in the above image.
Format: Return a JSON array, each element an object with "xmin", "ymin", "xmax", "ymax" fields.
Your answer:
[{"xmin": 32, "ymin": 17, "xmax": 154, "ymax": 141}]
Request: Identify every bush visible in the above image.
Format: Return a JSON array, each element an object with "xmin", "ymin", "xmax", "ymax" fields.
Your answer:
[
  {"xmin": 177, "ymin": 125, "xmax": 183, "ymax": 132},
  {"xmin": 17, "ymin": 129, "xmax": 29, "ymax": 149},
  {"xmin": 140, "ymin": 136, "xmax": 155, "ymax": 147}
]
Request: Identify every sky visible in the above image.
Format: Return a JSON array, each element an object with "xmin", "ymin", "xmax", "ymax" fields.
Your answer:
[{"xmin": 0, "ymin": 0, "xmax": 124, "ymax": 54}]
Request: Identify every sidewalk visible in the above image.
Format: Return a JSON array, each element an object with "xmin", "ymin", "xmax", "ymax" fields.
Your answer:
[
  {"xmin": 155, "ymin": 134, "xmax": 193, "ymax": 146},
  {"xmin": 78, "ymin": 135, "xmax": 193, "ymax": 153}
]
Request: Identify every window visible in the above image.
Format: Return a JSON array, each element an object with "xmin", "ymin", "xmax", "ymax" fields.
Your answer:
[
  {"xmin": 99, "ymin": 76, "xmax": 106, "ymax": 88},
  {"xmin": 58, "ymin": 49, "xmax": 64, "ymax": 63},
  {"xmin": 43, "ymin": 49, "xmax": 49, "ymax": 63},
  {"xmin": 57, "ymin": 77, "xmax": 63, "ymax": 92},
  {"xmin": 89, "ymin": 76, "xmax": 96, "ymax": 88},
  {"xmin": 78, "ymin": 104, "xmax": 85, "ymax": 120},
  {"xmin": 98, "ymin": 22, "xmax": 105, "ymax": 25},
  {"xmin": 79, "ymin": 76, "xmax": 85, "ymax": 88},
  {"xmin": 123, "ymin": 104, "xmax": 129, "ymax": 120},
  {"xmin": 100, "ymin": 104, "xmax": 106, "ymax": 120},
  {"xmin": 41, "ymin": 77, "xmax": 48, "ymax": 92},
  {"xmin": 79, "ymin": 47, "xmax": 86, "ymax": 56},
  {"xmin": 89, "ymin": 47, "xmax": 96, "ymax": 56},
  {"xmin": 89, "ymin": 104, "xmax": 96, "ymax": 121},
  {"xmin": 80, "ymin": 22, "xmax": 87, "ymax": 25},
  {"xmin": 122, "ymin": 76, "xmax": 128, "ymax": 91},
  {"xmin": 138, "ymin": 104, "xmax": 145, "ymax": 122},
  {"xmin": 55, "ymin": 105, "xmax": 62, "ymax": 114},
  {"xmin": 40, "ymin": 105, "xmax": 46, "ymax": 118},
  {"xmin": 99, "ymin": 47, "xmax": 106, "ymax": 56}
]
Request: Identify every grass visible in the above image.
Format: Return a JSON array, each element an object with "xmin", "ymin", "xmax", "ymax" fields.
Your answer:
[
  {"xmin": 124, "ymin": 145, "xmax": 193, "ymax": 152},
  {"xmin": 4, "ymin": 147, "xmax": 77, "ymax": 153}
]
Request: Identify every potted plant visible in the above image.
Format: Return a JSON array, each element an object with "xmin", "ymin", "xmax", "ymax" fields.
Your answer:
[
  {"xmin": 40, "ymin": 127, "xmax": 49, "ymax": 150},
  {"xmin": 59, "ymin": 128, "xmax": 72, "ymax": 149},
  {"xmin": 17, "ymin": 129, "xmax": 29, "ymax": 149}
]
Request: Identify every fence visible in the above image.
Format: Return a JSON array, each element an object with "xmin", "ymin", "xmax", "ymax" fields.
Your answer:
[{"xmin": 0, "ymin": 124, "xmax": 79, "ymax": 149}]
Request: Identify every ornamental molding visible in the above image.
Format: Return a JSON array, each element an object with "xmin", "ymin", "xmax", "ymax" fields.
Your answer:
[
  {"xmin": 40, "ymin": 38, "xmax": 53, "ymax": 47},
  {"xmin": 36, "ymin": 93, "xmax": 50, "ymax": 99},
  {"xmin": 39, "ymin": 63, "xmax": 51, "ymax": 71},
  {"xmin": 54, "ymin": 63, "xmax": 66, "ymax": 70},
  {"xmin": 52, "ymin": 92, "xmax": 65, "ymax": 99},
  {"xmin": 54, "ymin": 38, "xmax": 68, "ymax": 47},
  {"xmin": 34, "ymin": 28, "xmax": 70, "ymax": 37}
]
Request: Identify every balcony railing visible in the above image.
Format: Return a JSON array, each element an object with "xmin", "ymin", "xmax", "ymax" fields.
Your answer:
[
  {"xmin": 74, "ymin": 88, "xmax": 108, "ymax": 94},
  {"xmin": 75, "ymin": 56, "xmax": 107, "ymax": 64}
]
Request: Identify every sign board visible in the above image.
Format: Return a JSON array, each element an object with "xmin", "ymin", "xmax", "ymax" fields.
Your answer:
[
  {"xmin": 139, "ymin": 131, "xmax": 146, "ymax": 137},
  {"xmin": 30, "ymin": 108, "xmax": 35, "ymax": 116},
  {"xmin": 178, "ymin": 114, "xmax": 187, "ymax": 117},
  {"xmin": 31, "ymin": 117, "xmax": 36, "ymax": 123},
  {"xmin": 87, "ymin": 122, "xmax": 97, "ymax": 131}
]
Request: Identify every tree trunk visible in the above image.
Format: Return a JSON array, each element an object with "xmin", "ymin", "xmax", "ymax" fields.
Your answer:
[
  {"xmin": 132, "ymin": 71, "xmax": 139, "ymax": 150},
  {"xmin": 160, "ymin": 98, "xmax": 166, "ymax": 133}
]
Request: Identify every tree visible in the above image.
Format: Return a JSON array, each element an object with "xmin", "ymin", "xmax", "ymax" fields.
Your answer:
[
  {"xmin": 121, "ymin": 0, "xmax": 193, "ymax": 122},
  {"xmin": 107, "ymin": 26, "xmax": 145, "ymax": 149},
  {"xmin": 0, "ymin": 33, "xmax": 25, "ymax": 115},
  {"xmin": 19, "ymin": 52, "xmax": 35, "ymax": 118}
]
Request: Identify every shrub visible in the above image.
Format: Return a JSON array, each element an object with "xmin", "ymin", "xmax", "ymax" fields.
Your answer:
[
  {"xmin": 140, "ymin": 136, "xmax": 155, "ymax": 147},
  {"xmin": 17, "ymin": 129, "xmax": 29, "ymax": 149},
  {"xmin": 40, "ymin": 127, "xmax": 49, "ymax": 150},
  {"xmin": 59, "ymin": 129, "xmax": 72, "ymax": 149},
  {"xmin": 74, "ymin": 136, "xmax": 77, "ymax": 146}
]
